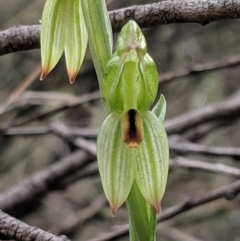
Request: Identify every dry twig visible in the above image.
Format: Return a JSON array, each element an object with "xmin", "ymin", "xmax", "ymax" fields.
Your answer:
[
  {"xmin": 0, "ymin": 210, "xmax": 70, "ymax": 241},
  {"xmin": 1, "ymin": 0, "xmax": 240, "ymax": 55},
  {"xmin": 0, "ymin": 151, "xmax": 93, "ymax": 216},
  {"xmin": 170, "ymin": 141, "xmax": 240, "ymax": 159},
  {"xmin": 170, "ymin": 157, "xmax": 240, "ymax": 177}
]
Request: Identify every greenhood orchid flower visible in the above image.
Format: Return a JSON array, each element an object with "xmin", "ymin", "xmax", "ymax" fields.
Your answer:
[
  {"xmin": 40, "ymin": 0, "xmax": 88, "ymax": 83},
  {"xmin": 97, "ymin": 20, "xmax": 169, "ymax": 215}
]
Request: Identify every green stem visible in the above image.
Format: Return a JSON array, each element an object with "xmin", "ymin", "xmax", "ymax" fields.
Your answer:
[
  {"xmin": 126, "ymin": 181, "xmax": 156, "ymax": 241},
  {"xmin": 81, "ymin": 0, "xmax": 112, "ymax": 92}
]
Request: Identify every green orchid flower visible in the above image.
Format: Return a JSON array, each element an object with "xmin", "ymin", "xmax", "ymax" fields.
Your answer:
[
  {"xmin": 40, "ymin": 0, "xmax": 88, "ymax": 83},
  {"xmin": 97, "ymin": 20, "xmax": 169, "ymax": 216}
]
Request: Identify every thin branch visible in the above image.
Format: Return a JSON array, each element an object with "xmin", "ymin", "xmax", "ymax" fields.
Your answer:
[
  {"xmin": 170, "ymin": 157, "xmax": 240, "ymax": 177},
  {"xmin": 0, "ymin": 210, "xmax": 70, "ymax": 241},
  {"xmin": 52, "ymin": 194, "xmax": 107, "ymax": 235},
  {"xmin": 183, "ymin": 120, "xmax": 233, "ymax": 141},
  {"xmin": 0, "ymin": 90, "xmax": 84, "ymax": 115},
  {"xmin": 1, "ymin": 125, "xmax": 99, "ymax": 138},
  {"xmin": 86, "ymin": 179, "xmax": 240, "ymax": 241},
  {"xmin": 160, "ymin": 55, "xmax": 240, "ymax": 84},
  {"xmin": 110, "ymin": 0, "xmax": 240, "ymax": 31},
  {"xmin": 170, "ymin": 141, "xmax": 240, "ymax": 159},
  {"xmin": 158, "ymin": 226, "xmax": 204, "ymax": 241},
  {"xmin": 171, "ymin": 198, "xmax": 240, "ymax": 226},
  {"xmin": 165, "ymin": 94, "xmax": 240, "ymax": 135},
  {"xmin": 0, "ymin": 64, "xmax": 42, "ymax": 113},
  {"xmin": 0, "ymin": 25, "xmax": 40, "ymax": 55},
  {"xmin": 0, "ymin": 151, "xmax": 93, "ymax": 217},
  {"xmin": 0, "ymin": 91, "xmax": 100, "ymax": 129},
  {"xmin": 1, "ymin": 0, "xmax": 240, "ymax": 55}
]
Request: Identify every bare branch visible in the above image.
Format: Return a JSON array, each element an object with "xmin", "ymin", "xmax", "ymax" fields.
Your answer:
[
  {"xmin": 0, "ymin": 210, "xmax": 70, "ymax": 241},
  {"xmin": 160, "ymin": 55, "xmax": 240, "ymax": 84},
  {"xmin": 0, "ymin": 151, "xmax": 93, "ymax": 216},
  {"xmin": 0, "ymin": 91, "xmax": 100, "ymax": 129},
  {"xmin": 1, "ymin": 0, "xmax": 240, "ymax": 55},
  {"xmin": 165, "ymin": 94, "xmax": 240, "ymax": 135},
  {"xmin": 170, "ymin": 141, "xmax": 240, "ymax": 159},
  {"xmin": 1, "ymin": 125, "xmax": 99, "ymax": 138},
  {"xmin": 110, "ymin": 0, "xmax": 240, "ymax": 31},
  {"xmin": 183, "ymin": 120, "xmax": 232, "ymax": 141},
  {"xmin": 170, "ymin": 157, "xmax": 240, "ymax": 177},
  {"xmin": 158, "ymin": 226, "xmax": 204, "ymax": 241},
  {"xmin": 0, "ymin": 25, "xmax": 40, "ymax": 55},
  {"xmin": 52, "ymin": 194, "xmax": 106, "ymax": 235}
]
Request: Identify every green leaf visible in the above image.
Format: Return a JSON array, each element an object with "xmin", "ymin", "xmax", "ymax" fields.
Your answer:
[
  {"xmin": 40, "ymin": 0, "xmax": 68, "ymax": 79},
  {"xmin": 64, "ymin": 0, "xmax": 88, "ymax": 84},
  {"xmin": 135, "ymin": 111, "xmax": 169, "ymax": 213},
  {"xmin": 152, "ymin": 94, "xmax": 167, "ymax": 123},
  {"xmin": 81, "ymin": 0, "xmax": 112, "ymax": 88},
  {"xmin": 97, "ymin": 113, "xmax": 135, "ymax": 215}
]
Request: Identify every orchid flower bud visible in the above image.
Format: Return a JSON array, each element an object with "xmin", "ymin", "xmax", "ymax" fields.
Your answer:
[{"xmin": 103, "ymin": 20, "xmax": 158, "ymax": 114}]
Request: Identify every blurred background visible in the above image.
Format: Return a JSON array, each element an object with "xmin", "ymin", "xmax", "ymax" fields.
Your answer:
[{"xmin": 1, "ymin": 0, "xmax": 240, "ymax": 240}]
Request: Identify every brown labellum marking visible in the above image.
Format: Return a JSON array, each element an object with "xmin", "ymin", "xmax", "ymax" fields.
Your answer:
[{"xmin": 121, "ymin": 109, "xmax": 143, "ymax": 148}]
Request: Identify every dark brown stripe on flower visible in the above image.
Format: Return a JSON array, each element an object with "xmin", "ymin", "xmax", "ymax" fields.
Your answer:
[{"xmin": 121, "ymin": 109, "xmax": 143, "ymax": 148}]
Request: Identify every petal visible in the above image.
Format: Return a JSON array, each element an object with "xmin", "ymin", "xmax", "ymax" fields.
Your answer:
[
  {"xmin": 152, "ymin": 94, "xmax": 167, "ymax": 123},
  {"xmin": 97, "ymin": 113, "xmax": 135, "ymax": 215},
  {"xmin": 135, "ymin": 111, "xmax": 169, "ymax": 213},
  {"xmin": 40, "ymin": 0, "xmax": 68, "ymax": 79},
  {"xmin": 137, "ymin": 53, "xmax": 159, "ymax": 112},
  {"xmin": 103, "ymin": 53, "xmax": 125, "ymax": 113},
  {"xmin": 64, "ymin": 0, "xmax": 88, "ymax": 84}
]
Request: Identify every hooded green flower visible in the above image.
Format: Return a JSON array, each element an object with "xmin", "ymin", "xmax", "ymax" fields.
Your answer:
[{"xmin": 97, "ymin": 20, "xmax": 169, "ymax": 215}]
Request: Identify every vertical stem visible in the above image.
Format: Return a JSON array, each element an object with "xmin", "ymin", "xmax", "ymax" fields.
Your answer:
[
  {"xmin": 81, "ymin": 0, "xmax": 112, "ymax": 90},
  {"xmin": 126, "ymin": 181, "xmax": 156, "ymax": 241}
]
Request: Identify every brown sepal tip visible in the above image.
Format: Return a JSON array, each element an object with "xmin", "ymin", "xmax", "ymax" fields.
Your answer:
[
  {"xmin": 110, "ymin": 205, "xmax": 120, "ymax": 217},
  {"xmin": 40, "ymin": 69, "xmax": 49, "ymax": 80},
  {"xmin": 152, "ymin": 201, "xmax": 161, "ymax": 214},
  {"xmin": 67, "ymin": 67, "xmax": 79, "ymax": 84}
]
